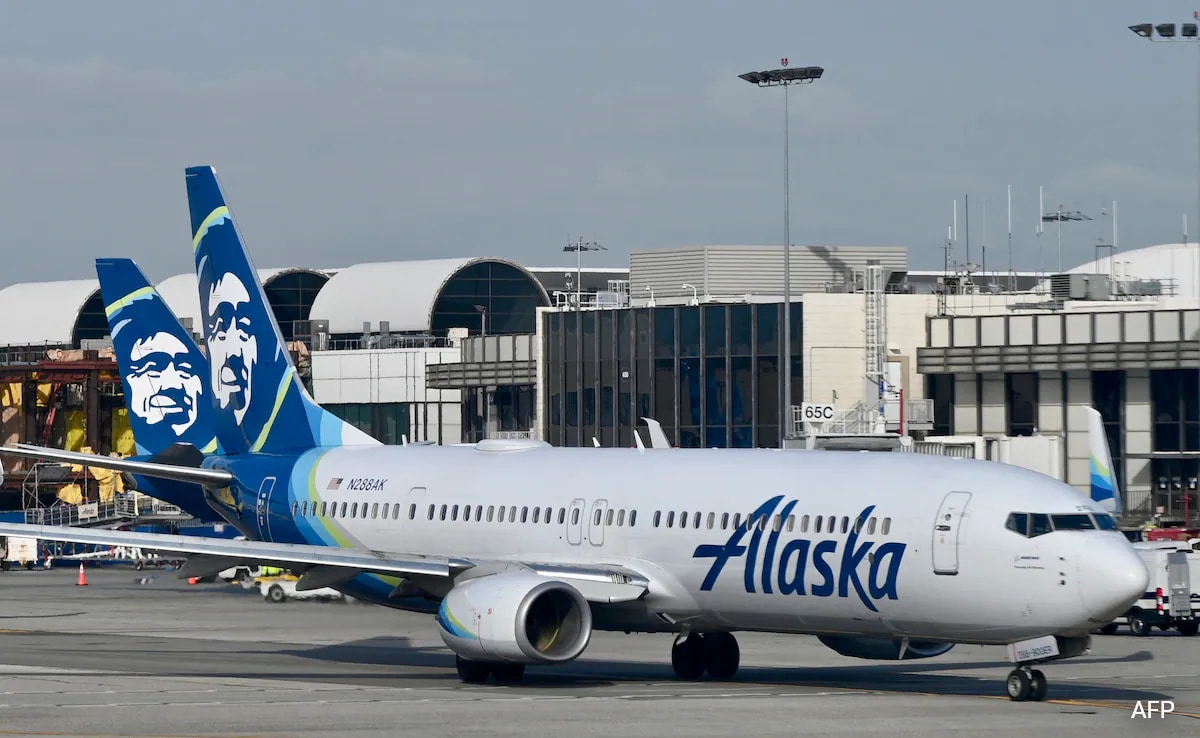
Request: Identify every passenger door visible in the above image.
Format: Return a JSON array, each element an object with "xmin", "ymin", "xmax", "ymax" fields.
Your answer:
[
  {"xmin": 932, "ymin": 491, "xmax": 971, "ymax": 575},
  {"xmin": 566, "ymin": 498, "xmax": 585, "ymax": 546},
  {"xmin": 588, "ymin": 498, "xmax": 609, "ymax": 546},
  {"xmin": 256, "ymin": 477, "xmax": 276, "ymax": 540}
]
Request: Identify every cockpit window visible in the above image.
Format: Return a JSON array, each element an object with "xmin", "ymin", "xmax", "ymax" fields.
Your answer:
[
  {"xmin": 1094, "ymin": 514, "xmax": 1119, "ymax": 531},
  {"xmin": 1029, "ymin": 513, "xmax": 1051, "ymax": 537},
  {"xmin": 1050, "ymin": 514, "xmax": 1096, "ymax": 530},
  {"xmin": 1005, "ymin": 513, "xmax": 1029, "ymax": 536}
]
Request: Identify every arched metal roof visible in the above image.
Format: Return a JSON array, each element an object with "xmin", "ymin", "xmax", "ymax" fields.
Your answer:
[
  {"xmin": 0, "ymin": 279, "xmax": 100, "ymax": 347},
  {"xmin": 309, "ymin": 257, "xmax": 551, "ymax": 334},
  {"xmin": 156, "ymin": 268, "xmax": 332, "ymax": 334},
  {"xmin": 1069, "ymin": 242, "xmax": 1200, "ymax": 300}
]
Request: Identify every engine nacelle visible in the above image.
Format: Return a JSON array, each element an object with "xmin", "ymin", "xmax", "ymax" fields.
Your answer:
[
  {"xmin": 436, "ymin": 571, "xmax": 592, "ymax": 665},
  {"xmin": 817, "ymin": 635, "xmax": 954, "ymax": 661}
]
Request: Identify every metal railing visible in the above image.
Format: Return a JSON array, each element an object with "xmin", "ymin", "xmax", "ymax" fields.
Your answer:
[
  {"xmin": 790, "ymin": 398, "xmax": 935, "ymax": 437},
  {"xmin": 489, "ymin": 430, "xmax": 534, "ymax": 440},
  {"xmin": 24, "ymin": 493, "xmax": 139, "ymax": 526}
]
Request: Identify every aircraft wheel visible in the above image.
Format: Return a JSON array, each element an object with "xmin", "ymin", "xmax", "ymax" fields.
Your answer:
[
  {"xmin": 1098, "ymin": 623, "xmax": 1118, "ymax": 635},
  {"xmin": 1179, "ymin": 621, "xmax": 1199, "ymax": 637},
  {"xmin": 702, "ymin": 632, "xmax": 740, "ymax": 680},
  {"xmin": 491, "ymin": 663, "xmax": 526, "ymax": 683},
  {"xmin": 456, "ymin": 656, "xmax": 490, "ymax": 683},
  {"xmin": 671, "ymin": 634, "xmax": 707, "ymax": 680},
  {"xmin": 1006, "ymin": 669, "xmax": 1032, "ymax": 701},
  {"xmin": 1028, "ymin": 669, "xmax": 1048, "ymax": 701}
]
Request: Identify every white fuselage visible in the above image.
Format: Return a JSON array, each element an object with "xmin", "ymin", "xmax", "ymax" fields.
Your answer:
[{"xmin": 235, "ymin": 444, "xmax": 1146, "ymax": 646}]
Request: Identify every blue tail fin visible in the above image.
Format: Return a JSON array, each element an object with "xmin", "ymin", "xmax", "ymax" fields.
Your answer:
[
  {"xmin": 184, "ymin": 165, "xmax": 380, "ymax": 454},
  {"xmin": 97, "ymin": 257, "xmax": 219, "ymax": 456},
  {"xmin": 1085, "ymin": 406, "xmax": 1122, "ymax": 516}
]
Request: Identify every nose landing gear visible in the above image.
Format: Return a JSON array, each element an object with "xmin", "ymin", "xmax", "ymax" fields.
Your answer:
[{"xmin": 1006, "ymin": 666, "xmax": 1048, "ymax": 702}]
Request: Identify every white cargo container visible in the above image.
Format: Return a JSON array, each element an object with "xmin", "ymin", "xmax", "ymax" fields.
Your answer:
[{"xmin": 1, "ymin": 536, "xmax": 41, "ymax": 570}]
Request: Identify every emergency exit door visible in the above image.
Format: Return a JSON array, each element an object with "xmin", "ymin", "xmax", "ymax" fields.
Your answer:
[{"xmin": 932, "ymin": 491, "xmax": 971, "ymax": 575}]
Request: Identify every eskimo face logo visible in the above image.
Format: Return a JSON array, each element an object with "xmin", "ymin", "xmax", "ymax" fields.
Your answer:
[
  {"xmin": 206, "ymin": 272, "xmax": 258, "ymax": 424},
  {"xmin": 126, "ymin": 331, "xmax": 203, "ymax": 435},
  {"xmin": 692, "ymin": 496, "xmax": 906, "ymax": 613}
]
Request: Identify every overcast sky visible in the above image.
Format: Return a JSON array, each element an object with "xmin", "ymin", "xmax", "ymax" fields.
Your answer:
[{"xmin": 1, "ymin": 1, "xmax": 1198, "ymax": 286}]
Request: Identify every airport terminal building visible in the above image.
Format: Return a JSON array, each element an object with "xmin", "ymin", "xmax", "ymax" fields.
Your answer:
[{"xmin": 0, "ymin": 240, "xmax": 1197, "ymax": 527}]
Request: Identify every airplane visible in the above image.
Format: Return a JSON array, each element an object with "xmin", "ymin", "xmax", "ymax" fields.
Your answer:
[{"xmin": 0, "ymin": 165, "xmax": 1148, "ymax": 703}]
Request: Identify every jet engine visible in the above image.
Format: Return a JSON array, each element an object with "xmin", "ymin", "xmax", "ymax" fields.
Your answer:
[
  {"xmin": 435, "ymin": 572, "xmax": 592, "ymax": 664},
  {"xmin": 817, "ymin": 635, "xmax": 954, "ymax": 660}
]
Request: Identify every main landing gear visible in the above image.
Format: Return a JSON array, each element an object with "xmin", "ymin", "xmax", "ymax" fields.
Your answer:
[
  {"xmin": 1006, "ymin": 666, "xmax": 1048, "ymax": 702},
  {"xmin": 670, "ymin": 632, "xmax": 741, "ymax": 680},
  {"xmin": 455, "ymin": 656, "xmax": 526, "ymax": 684}
]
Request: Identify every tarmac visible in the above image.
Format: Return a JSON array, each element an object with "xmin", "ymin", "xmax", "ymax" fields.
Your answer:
[{"xmin": 0, "ymin": 566, "xmax": 1196, "ymax": 737}]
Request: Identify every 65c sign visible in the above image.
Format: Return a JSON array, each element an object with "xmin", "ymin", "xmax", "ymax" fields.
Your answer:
[{"xmin": 800, "ymin": 403, "xmax": 836, "ymax": 422}]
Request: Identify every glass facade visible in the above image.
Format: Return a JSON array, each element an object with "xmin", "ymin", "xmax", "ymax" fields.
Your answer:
[
  {"xmin": 264, "ymin": 271, "xmax": 329, "ymax": 341},
  {"xmin": 544, "ymin": 303, "xmax": 802, "ymax": 448},
  {"xmin": 324, "ymin": 403, "xmax": 409, "ymax": 445},
  {"xmin": 1150, "ymin": 368, "xmax": 1200, "ymax": 519},
  {"xmin": 1005, "ymin": 373, "xmax": 1038, "ymax": 437},
  {"xmin": 430, "ymin": 262, "xmax": 549, "ymax": 336}
]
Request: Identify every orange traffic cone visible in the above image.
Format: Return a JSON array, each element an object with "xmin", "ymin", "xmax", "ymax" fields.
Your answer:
[
  {"xmin": 76, "ymin": 562, "xmax": 87, "ymax": 586},
  {"xmin": 187, "ymin": 577, "xmax": 199, "ymax": 585}
]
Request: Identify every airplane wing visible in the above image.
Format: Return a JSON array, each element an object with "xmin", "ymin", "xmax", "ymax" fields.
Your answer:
[
  {"xmin": 0, "ymin": 522, "xmax": 650, "ymax": 604},
  {"xmin": 1, "ymin": 445, "xmax": 229, "ymax": 487}
]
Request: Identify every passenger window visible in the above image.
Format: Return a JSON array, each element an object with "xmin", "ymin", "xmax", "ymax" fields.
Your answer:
[
  {"xmin": 372, "ymin": 503, "xmax": 379, "ymax": 519},
  {"xmin": 772, "ymin": 515, "xmax": 782, "ymax": 532},
  {"xmin": 815, "ymin": 515, "xmax": 823, "ymax": 533},
  {"xmin": 618, "ymin": 509, "xmax": 626, "ymax": 527},
  {"xmin": 629, "ymin": 510, "xmax": 638, "ymax": 527},
  {"xmin": 759, "ymin": 515, "xmax": 769, "ymax": 532},
  {"xmin": 451, "ymin": 504, "xmax": 459, "ymax": 521},
  {"xmin": 733, "ymin": 513, "xmax": 742, "ymax": 529},
  {"xmin": 1005, "ymin": 512, "xmax": 1029, "ymax": 537},
  {"xmin": 522, "ymin": 507, "xmax": 530, "ymax": 523},
  {"xmin": 291, "ymin": 502, "xmax": 298, "ymax": 516},
  {"xmin": 1051, "ymin": 513, "xmax": 1096, "ymax": 531},
  {"xmin": 409, "ymin": 504, "xmax": 416, "ymax": 520},
  {"xmin": 591, "ymin": 509, "xmax": 600, "ymax": 526},
  {"xmin": 464, "ymin": 505, "xmax": 472, "ymax": 522},
  {"xmin": 667, "ymin": 511, "xmax": 676, "ymax": 527},
  {"xmin": 351, "ymin": 502, "xmax": 359, "ymax": 518},
  {"xmin": 439, "ymin": 504, "xmax": 447, "ymax": 521},
  {"xmin": 476, "ymin": 505, "xmax": 483, "ymax": 521},
  {"xmin": 606, "ymin": 509, "xmax": 615, "ymax": 526},
  {"xmin": 320, "ymin": 501, "xmax": 327, "ymax": 517},
  {"xmin": 680, "ymin": 511, "xmax": 688, "ymax": 529},
  {"xmin": 867, "ymin": 517, "xmax": 876, "ymax": 535},
  {"xmin": 487, "ymin": 505, "xmax": 495, "ymax": 522},
  {"xmin": 340, "ymin": 502, "xmax": 348, "ymax": 518},
  {"xmin": 786, "ymin": 515, "xmax": 795, "ymax": 532},
  {"xmin": 1029, "ymin": 513, "xmax": 1051, "ymax": 537},
  {"xmin": 533, "ymin": 507, "xmax": 541, "ymax": 524},
  {"xmin": 853, "ymin": 516, "xmax": 862, "ymax": 534},
  {"xmin": 427, "ymin": 504, "xmax": 434, "ymax": 520},
  {"xmin": 572, "ymin": 508, "xmax": 581, "ymax": 525},
  {"xmin": 841, "ymin": 517, "xmax": 849, "ymax": 534},
  {"xmin": 694, "ymin": 512, "xmax": 701, "ymax": 529},
  {"xmin": 801, "ymin": 514, "xmax": 810, "ymax": 533},
  {"xmin": 881, "ymin": 517, "xmax": 891, "ymax": 535},
  {"xmin": 707, "ymin": 512, "xmax": 715, "ymax": 530},
  {"xmin": 721, "ymin": 512, "xmax": 729, "ymax": 530},
  {"xmin": 509, "ymin": 506, "xmax": 518, "ymax": 522},
  {"xmin": 558, "ymin": 508, "xmax": 566, "ymax": 524}
]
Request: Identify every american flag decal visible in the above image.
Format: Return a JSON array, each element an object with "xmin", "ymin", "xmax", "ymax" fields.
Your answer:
[{"xmin": 327, "ymin": 478, "xmax": 342, "ymax": 490}]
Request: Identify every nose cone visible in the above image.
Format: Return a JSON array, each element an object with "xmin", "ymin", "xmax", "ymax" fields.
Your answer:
[{"xmin": 1078, "ymin": 537, "xmax": 1148, "ymax": 623}]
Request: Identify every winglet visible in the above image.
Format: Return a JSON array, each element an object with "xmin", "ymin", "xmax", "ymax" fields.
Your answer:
[{"xmin": 1085, "ymin": 407, "xmax": 1121, "ymax": 516}]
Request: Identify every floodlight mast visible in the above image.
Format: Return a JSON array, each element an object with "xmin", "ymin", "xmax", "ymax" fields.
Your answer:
[
  {"xmin": 1131, "ymin": 18, "xmax": 1200, "ymax": 303},
  {"xmin": 738, "ymin": 62, "xmax": 824, "ymax": 443}
]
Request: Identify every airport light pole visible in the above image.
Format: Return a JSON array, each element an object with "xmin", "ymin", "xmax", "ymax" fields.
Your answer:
[
  {"xmin": 738, "ymin": 60, "xmax": 823, "ymax": 441},
  {"xmin": 1040, "ymin": 207, "xmax": 1091, "ymax": 274},
  {"xmin": 1131, "ymin": 19, "xmax": 1200, "ymax": 301},
  {"xmin": 564, "ymin": 238, "xmax": 606, "ymax": 312}
]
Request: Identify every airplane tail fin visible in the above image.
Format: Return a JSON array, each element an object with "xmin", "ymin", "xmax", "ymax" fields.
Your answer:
[
  {"xmin": 641, "ymin": 417, "xmax": 673, "ymax": 449},
  {"xmin": 96, "ymin": 258, "xmax": 219, "ymax": 456},
  {"xmin": 185, "ymin": 166, "xmax": 380, "ymax": 454},
  {"xmin": 1085, "ymin": 407, "xmax": 1121, "ymax": 516}
]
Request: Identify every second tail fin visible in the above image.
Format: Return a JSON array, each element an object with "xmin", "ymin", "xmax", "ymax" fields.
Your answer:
[
  {"xmin": 1085, "ymin": 407, "xmax": 1121, "ymax": 516},
  {"xmin": 185, "ymin": 165, "xmax": 380, "ymax": 454},
  {"xmin": 97, "ymin": 258, "xmax": 219, "ymax": 456}
]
